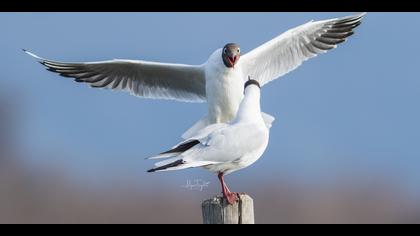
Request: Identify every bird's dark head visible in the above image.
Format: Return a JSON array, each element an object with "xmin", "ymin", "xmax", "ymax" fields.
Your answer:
[
  {"xmin": 244, "ymin": 76, "xmax": 261, "ymax": 91},
  {"xmin": 222, "ymin": 43, "xmax": 240, "ymax": 68}
]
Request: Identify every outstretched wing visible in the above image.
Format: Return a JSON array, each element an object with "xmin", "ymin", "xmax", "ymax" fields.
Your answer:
[
  {"xmin": 241, "ymin": 13, "xmax": 366, "ymax": 86},
  {"xmin": 25, "ymin": 50, "xmax": 207, "ymax": 102}
]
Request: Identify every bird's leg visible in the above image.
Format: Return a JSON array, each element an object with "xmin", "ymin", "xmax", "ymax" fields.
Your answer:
[
  {"xmin": 217, "ymin": 172, "xmax": 238, "ymax": 205},
  {"xmin": 217, "ymin": 172, "xmax": 230, "ymax": 194}
]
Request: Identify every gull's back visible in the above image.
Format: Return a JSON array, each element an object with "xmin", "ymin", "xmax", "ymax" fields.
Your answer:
[
  {"xmin": 189, "ymin": 81, "xmax": 270, "ymax": 175},
  {"xmin": 147, "ymin": 79, "xmax": 271, "ymax": 175}
]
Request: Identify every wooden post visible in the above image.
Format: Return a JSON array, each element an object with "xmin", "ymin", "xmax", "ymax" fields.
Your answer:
[{"xmin": 201, "ymin": 194, "xmax": 254, "ymax": 224}]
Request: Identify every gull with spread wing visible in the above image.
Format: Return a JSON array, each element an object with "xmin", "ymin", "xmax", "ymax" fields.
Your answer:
[
  {"xmin": 147, "ymin": 77, "xmax": 269, "ymax": 204},
  {"xmin": 24, "ymin": 13, "xmax": 365, "ymax": 138}
]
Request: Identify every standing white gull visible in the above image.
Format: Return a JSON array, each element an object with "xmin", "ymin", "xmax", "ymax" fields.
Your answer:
[
  {"xmin": 24, "ymin": 13, "xmax": 365, "ymax": 138},
  {"xmin": 147, "ymin": 77, "xmax": 270, "ymax": 205}
]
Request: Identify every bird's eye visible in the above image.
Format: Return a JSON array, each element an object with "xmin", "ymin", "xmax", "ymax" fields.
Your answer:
[
  {"xmin": 237, "ymin": 48, "xmax": 240, "ymax": 53},
  {"xmin": 223, "ymin": 48, "xmax": 227, "ymax": 54}
]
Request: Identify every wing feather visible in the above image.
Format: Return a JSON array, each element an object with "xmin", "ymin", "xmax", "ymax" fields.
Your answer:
[
  {"xmin": 241, "ymin": 13, "xmax": 366, "ymax": 86},
  {"xmin": 25, "ymin": 50, "xmax": 207, "ymax": 103}
]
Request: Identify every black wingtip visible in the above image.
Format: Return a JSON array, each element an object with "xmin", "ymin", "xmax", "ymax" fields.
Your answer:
[
  {"xmin": 159, "ymin": 140, "xmax": 200, "ymax": 155},
  {"xmin": 147, "ymin": 159, "xmax": 185, "ymax": 173}
]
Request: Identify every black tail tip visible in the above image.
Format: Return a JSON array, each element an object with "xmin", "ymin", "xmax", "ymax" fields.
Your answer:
[{"xmin": 147, "ymin": 168, "xmax": 156, "ymax": 173}]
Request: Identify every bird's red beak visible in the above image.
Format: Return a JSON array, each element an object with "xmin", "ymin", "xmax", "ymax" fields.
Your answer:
[{"xmin": 228, "ymin": 56, "xmax": 238, "ymax": 68}]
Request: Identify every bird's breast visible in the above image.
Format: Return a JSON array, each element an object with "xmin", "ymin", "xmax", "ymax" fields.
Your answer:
[{"xmin": 205, "ymin": 65, "xmax": 244, "ymax": 124}]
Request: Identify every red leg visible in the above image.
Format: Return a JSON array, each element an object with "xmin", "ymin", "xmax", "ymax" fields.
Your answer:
[{"xmin": 217, "ymin": 172, "xmax": 238, "ymax": 205}]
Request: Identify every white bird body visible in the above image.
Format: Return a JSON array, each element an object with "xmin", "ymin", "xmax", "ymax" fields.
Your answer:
[
  {"xmin": 204, "ymin": 48, "xmax": 245, "ymax": 124},
  {"xmin": 201, "ymin": 111, "xmax": 269, "ymax": 175},
  {"xmin": 199, "ymin": 122, "xmax": 268, "ymax": 175},
  {"xmin": 147, "ymin": 80, "xmax": 268, "ymax": 204},
  {"xmin": 147, "ymin": 80, "xmax": 269, "ymax": 176}
]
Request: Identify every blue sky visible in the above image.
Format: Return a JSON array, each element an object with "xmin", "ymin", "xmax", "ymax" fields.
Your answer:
[{"xmin": 1, "ymin": 13, "xmax": 420, "ymax": 193}]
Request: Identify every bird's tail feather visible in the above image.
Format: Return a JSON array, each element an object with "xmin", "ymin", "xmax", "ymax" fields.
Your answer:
[
  {"xmin": 147, "ymin": 158, "xmax": 184, "ymax": 172},
  {"xmin": 146, "ymin": 152, "xmax": 180, "ymax": 160},
  {"xmin": 147, "ymin": 158, "xmax": 218, "ymax": 173},
  {"xmin": 153, "ymin": 157, "xmax": 182, "ymax": 168}
]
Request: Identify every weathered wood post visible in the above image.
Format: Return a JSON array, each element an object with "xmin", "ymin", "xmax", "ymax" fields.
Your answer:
[{"xmin": 201, "ymin": 194, "xmax": 254, "ymax": 224}]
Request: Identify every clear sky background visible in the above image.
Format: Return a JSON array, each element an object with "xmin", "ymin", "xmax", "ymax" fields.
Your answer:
[{"xmin": 1, "ymin": 13, "xmax": 419, "ymax": 196}]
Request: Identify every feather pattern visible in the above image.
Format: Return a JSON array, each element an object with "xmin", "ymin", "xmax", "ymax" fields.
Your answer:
[
  {"xmin": 241, "ymin": 13, "xmax": 366, "ymax": 86},
  {"xmin": 24, "ymin": 50, "xmax": 207, "ymax": 102}
]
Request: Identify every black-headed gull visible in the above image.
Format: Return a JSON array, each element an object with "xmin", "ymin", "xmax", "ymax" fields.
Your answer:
[
  {"xmin": 24, "ymin": 13, "xmax": 365, "ymax": 138},
  {"xmin": 147, "ymin": 77, "xmax": 269, "ymax": 204}
]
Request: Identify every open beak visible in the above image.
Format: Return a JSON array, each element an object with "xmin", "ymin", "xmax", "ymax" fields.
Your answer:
[{"xmin": 227, "ymin": 56, "xmax": 238, "ymax": 68}]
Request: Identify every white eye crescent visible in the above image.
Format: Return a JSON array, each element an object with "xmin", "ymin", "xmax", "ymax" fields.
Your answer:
[
  {"xmin": 237, "ymin": 48, "xmax": 240, "ymax": 53},
  {"xmin": 224, "ymin": 48, "xmax": 228, "ymax": 54}
]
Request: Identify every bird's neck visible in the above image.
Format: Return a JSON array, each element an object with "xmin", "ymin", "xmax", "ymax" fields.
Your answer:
[{"xmin": 233, "ymin": 86, "xmax": 263, "ymax": 124}]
